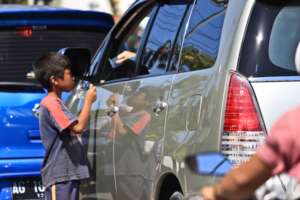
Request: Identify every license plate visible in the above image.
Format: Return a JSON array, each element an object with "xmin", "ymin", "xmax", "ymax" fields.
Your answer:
[{"xmin": 12, "ymin": 179, "xmax": 45, "ymax": 200}]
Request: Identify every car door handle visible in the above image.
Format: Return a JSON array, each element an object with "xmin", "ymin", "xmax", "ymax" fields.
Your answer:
[
  {"xmin": 107, "ymin": 105, "xmax": 120, "ymax": 117},
  {"xmin": 153, "ymin": 100, "xmax": 168, "ymax": 114}
]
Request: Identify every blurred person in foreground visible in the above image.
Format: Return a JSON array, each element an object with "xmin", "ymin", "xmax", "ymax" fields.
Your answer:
[{"xmin": 201, "ymin": 105, "xmax": 300, "ymax": 200}]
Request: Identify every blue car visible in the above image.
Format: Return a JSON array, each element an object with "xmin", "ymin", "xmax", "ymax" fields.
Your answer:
[{"xmin": 0, "ymin": 5, "xmax": 113, "ymax": 199}]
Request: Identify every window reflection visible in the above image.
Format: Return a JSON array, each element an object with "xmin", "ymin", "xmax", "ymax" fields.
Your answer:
[
  {"xmin": 140, "ymin": 4, "xmax": 187, "ymax": 76},
  {"xmin": 103, "ymin": 11, "xmax": 153, "ymax": 81},
  {"xmin": 100, "ymin": 86, "xmax": 161, "ymax": 199},
  {"xmin": 180, "ymin": 0, "xmax": 225, "ymax": 72}
]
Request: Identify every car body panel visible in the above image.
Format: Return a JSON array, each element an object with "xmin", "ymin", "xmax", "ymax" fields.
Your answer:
[
  {"xmin": 0, "ymin": 90, "xmax": 45, "ymax": 159},
  {"xmin": 0, "ymin": 158, "xmax": 42, "ymax": 178}
]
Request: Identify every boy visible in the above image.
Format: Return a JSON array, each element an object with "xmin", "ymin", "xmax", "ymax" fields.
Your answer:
[{"xmin": 33, "ymin": 52, "xmax": 97, "ymax": 200}]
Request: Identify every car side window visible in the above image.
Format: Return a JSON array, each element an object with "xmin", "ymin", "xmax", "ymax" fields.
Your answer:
[
  {"xmin": 179, "ymin": 0, "xmax": 226, "ymax": 72},
  {"xmin": 101, "ymin": 4, "xmax": 155, "ymax": 82},
  {"xmin": 137, "ymin": 4, "xmax": 188, "ymax": 77}
]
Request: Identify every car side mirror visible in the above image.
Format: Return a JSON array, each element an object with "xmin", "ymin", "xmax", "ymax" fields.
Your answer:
[
  {"xmin": 185, "ymin": 152, "xmax": 232, "ymax": 176},
  {"xmin": 295, "ymin": 42, "xmax": 300, "ymax": 74},
  {"xmin": 58, "ymin": 48, "xmax": 91, "ymax": 79}
]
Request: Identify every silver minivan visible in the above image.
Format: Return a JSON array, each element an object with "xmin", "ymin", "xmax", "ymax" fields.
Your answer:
[{"xmin": 63, "ymin": 0, "xmax": 300, "ymax": 199}]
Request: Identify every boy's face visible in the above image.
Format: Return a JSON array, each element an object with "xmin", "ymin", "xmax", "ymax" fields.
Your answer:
[{"xmin": 53, "ymin": 68, "xmax": 75, "ymax": 91}]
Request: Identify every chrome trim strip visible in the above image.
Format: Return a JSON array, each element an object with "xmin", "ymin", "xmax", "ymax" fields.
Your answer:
[{"xmin": 248, "ymin": 76, "xmax": 300, "ymax": 82}]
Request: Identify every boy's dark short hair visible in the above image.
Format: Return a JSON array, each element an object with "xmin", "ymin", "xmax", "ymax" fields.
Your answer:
[{"xmin": 34, "ymin": 52, "xmax": 71, "ymax": 90}]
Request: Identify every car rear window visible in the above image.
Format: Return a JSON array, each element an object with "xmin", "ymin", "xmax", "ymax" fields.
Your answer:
[
  {"xmin": 0, "ymin": 27, "xmax": 105, "ymax": 83},
  {"xmin": 239, "ymin": 0, "xmax": 300, "ymax": 77}
]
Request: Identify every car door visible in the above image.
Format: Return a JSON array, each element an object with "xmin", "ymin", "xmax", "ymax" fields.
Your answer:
[
  {"xmin": 163, "ymin": 0, "xmax": 227, "ymax": 189},
  {"xmin": 111, "ymin": 3, "xmax": 189, "ymax": 200}
]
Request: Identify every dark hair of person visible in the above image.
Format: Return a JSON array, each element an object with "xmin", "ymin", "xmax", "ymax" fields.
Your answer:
[{"xmin": 33, "ymin": 52, "xmax": 71, "ymax": 91}]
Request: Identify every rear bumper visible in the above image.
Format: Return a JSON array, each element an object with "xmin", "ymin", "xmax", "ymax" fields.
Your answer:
[
  {"xmin": 0, "ymin": 181, "xmax": 11, "ymax": 200},
  {"xmin": 0, "ymin": 158, "xmax": 42, "ymax": 178},
  {"xmin": 0, "ymin": 158, "xmax": 42, "ymax": 200}
]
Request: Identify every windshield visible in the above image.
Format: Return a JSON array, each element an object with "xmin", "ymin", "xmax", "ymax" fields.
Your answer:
[
  {"xmin": 0, "ymin": 27, "xmax": 105, "ymax": 84},
  {"xmin": 239, "ymin": 1, "xmax": 300, "ymax": 77}
]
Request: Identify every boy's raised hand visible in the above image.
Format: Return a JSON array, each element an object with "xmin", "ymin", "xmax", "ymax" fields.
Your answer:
[
  {"xmin": 86, "ymin": 84, "xmax": 97, "ymax": 103},
  {"xmin": 71, "ymin": 84, "xmax": 97, "ymax": 134}
]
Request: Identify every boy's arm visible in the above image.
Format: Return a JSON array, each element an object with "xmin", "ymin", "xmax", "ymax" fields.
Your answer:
[
  {"xmin": 69, "ymin": 85, "xmax": 97, "ymax": 134},
  {"xmin": 111, "ymin": 113, "xmax": 128, "ymax": 135},
  {"xmin": 201, "ymin": 155, "xmax": 273, "ymax": 200}
]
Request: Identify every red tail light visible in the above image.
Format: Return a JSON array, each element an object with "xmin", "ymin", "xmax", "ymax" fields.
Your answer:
[
  {"xmin": 221, "ymin": 73, "xmax": 266, "ymax": 165},
  {"xmin": 17, "ymin": 27, "xmax": 33, "ymax": 38}
]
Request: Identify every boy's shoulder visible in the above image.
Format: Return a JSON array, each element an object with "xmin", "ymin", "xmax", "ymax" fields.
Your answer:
[
  {"xmin": 41, "ymin": 95, "xmax": 64, "ymax": 112},
  {"xmin": 40, "ymin": 95, "xmax": 75, "ymax": 131}
]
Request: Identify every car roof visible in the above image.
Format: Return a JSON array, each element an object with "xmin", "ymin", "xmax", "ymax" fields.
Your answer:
[
  {"xmin": 0, "ymin": 5, "xmax": 67, "ymax": 11},
  {"xmin": 0, "ymin": 5, "xmax": 114, "ymax": 30},
  {"xmin": 0, "ymin": 4, "xmax": 101, "ymax": 13}
]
